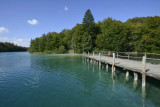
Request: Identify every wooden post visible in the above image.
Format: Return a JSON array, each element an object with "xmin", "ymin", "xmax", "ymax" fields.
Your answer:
[
  {"xmin": 92, "ymin": 52, "xmax": 95, "ymax": 64},
  {"xmin": 106, "ymin": 64, "xmax": 108, "ymax": 72},
  {"xmin": 128, "ymin": 53, "xmax": 129, "ymax": 60},
  {"xmin": 126, "ymin": 71, "xmax": 129, "ymax": 81},
  {"xmin": 112, "ymin": 53, "xmax": 115, "ymax": 72},
  {"xmin": 99, "ymin": 53, "xmax": 101, "ymax": 67},
  {"xmin": 126, "ymin": 71, "xmax": 129, "ymax": 77},
  {"xmin": 142, "ymin": 56, "xmax": 146, "ymax": 87},
  {"xmin": 88, "ymin": 51, "xmax": 89, "ymax": 57},
  {"xmin": 133, "ymin": 73, "xmax": 138, "ymax": 89},
  {"xmin": 134, "ymin": 73, "xmax": 138, "ymax": 81},
  {"xmin": 106, "ymin": 64, "xmax": 108, "ymax": 69},
  {"xmin": 99, "ymin": 53, "xmax": 101, "ymax": 62},
  {"xmin": 90, "ymin": 59, "xmax": 92, "ymax": 63},
  {"xmin": 117, "ymin": 52, "xmax": 118, "ymax": 58}
]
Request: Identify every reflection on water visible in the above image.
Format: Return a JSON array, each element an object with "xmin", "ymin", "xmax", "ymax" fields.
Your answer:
[
  {"xmin": 133, "ymin": 80, "xmax": 138, "ymax": 90},
  {"xmin": 99, "ymin": 68, "xmax": 101, "ymax": 78},
  {"xmin": 112, "ymin": 72, "xmax": 115, "ymax": 92},
  {"xmin": 85, "ymin": 57, "xmax": 160, "ymax": 107},
  {"xmin": 0, "ymin": 53, "xmax": 160, "ymax": 107},
  {"xmin": 142, "ymin": 86, "xmax": 146, "ymax": 107},
  {"xmin": 93, "ymin": 65, "xmax": 95, "ymax": 72}
]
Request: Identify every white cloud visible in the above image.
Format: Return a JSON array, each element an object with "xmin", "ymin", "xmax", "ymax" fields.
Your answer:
[
  {"xmin": 64, "ymin": 6, "xmax": 68, "ymax": 11},
  {"xmin": 27, "ymin": 19, "xmax": 39, "ymax": 25},
  {"xmin": 0, "ymin": 27, "xmax": 9, "ymax": 34},
  {"xmin": 0, "ymin": 36, "xmax": 30, "ymax": 47}
]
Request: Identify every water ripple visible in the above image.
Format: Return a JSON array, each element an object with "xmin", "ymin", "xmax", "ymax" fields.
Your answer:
[{"xmin": 0, "ymin": 53, "xmax": 159, "ymax": 107}]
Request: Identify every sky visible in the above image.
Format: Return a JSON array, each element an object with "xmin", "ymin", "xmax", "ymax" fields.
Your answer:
[{"xmin": 0, "ymin": 0, "xmax": 160, "ymax": 47}]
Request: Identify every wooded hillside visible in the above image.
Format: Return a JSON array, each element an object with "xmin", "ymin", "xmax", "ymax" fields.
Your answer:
[
  {"xmin": 0, "ymin": 42, "xmax": 27, "ymax": 52},
  {"xmin": 29, "ymin": 9, "xmax": 160, "ymax": 53}
]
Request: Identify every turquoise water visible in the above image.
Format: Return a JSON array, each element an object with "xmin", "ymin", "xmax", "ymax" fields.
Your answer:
[{"xmin": 0, "ymin": 52, "xmax": 160, "ymax": 107}]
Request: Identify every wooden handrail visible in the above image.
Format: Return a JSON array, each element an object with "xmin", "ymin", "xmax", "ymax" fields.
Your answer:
[{"xmin": 85, "ymin": 51, "xmax": 160, "ymax": 62}]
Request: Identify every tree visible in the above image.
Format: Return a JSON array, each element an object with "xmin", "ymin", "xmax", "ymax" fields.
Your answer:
[
  {"xmin": 73, "ymin": 24, "xmax": 84, "ymax": 53},
  {"xmin": 82, "ymin": 9, "xmax": 99, "ymax": 52},
  {"xmin": 83, "ymin": 9, "xmax": 95, "ymax": 26},
  {"xmin": 81, "ymin": 32, "xmax": 92, "ymax": 52},
  {"xmin": 39, "ymin": 34, "xmax": 46, "ymax": 52},
  {"xmin": 29, "ymin": 15, "xmax": 160, "ymax": 53},
  {"xmin": 0, "ymin": 42, "xmax": 27, "ymax": 52}
]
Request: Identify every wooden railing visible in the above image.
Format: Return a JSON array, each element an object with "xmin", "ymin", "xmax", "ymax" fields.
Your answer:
[
  {"xmin": 84, "ymin": 51, "xmax": 160, "ymax": 64},
  {"xmin": 116, "ymin": 52, "xmax": 160, "ymax": 63}
]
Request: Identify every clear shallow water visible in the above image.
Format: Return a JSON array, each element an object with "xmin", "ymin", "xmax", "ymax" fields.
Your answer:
[{"xmin": 0, "ymin": 52, "xmax": 160, "ymax": 107}]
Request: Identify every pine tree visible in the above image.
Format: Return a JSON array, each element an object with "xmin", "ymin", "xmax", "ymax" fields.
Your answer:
[
  {"xmin": 82, "ymin": 9, "xmax": 98, "ymax": 52},
  {"xmin": 83, "ymin": 9, "xmax": 95, "ymax": 27}
]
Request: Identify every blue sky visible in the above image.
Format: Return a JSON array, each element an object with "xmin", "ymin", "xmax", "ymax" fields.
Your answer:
[{"xmin": 0, "ymin": 0, "xmax": 160, "ymax": 47}]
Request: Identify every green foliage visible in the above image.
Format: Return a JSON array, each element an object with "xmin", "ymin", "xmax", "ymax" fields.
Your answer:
[
  {"xmin": 72, "ymin": 24, "xmax": 84, "ymax": 53},
  {"xmin": 124, "ymin": 16, "xmax": 160, "ymax": 53},
  {"xmin": 29, "ymin": 9, "xmax": 160, "ymax": 54},
  {"xmin": 58, "ymin": 45, "xmax": 66, "ymax": 53},
  {"xmin": 83, "ymin": 9, "xmax": 95, "ymax": 26},
  {"xmin": 29, "ymin": 31, "xmax": 68, "ymax": 53},
  {"xmin": 0, "ymin": 42, "xmax": 27, "ymax": 52},
  {"xmin": 96, "ymin": 18, "xmax": 129, "ymax": 51},
  {"xmin": 81, "ymin": 32, "xmax": 92, "ymax": 52}
]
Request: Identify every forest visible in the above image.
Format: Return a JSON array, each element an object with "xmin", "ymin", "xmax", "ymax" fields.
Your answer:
[
  {"xmin": 29, "ymin": 9, "xmax": 160, "ymax": 53},
  {"xmin": 0, "ymin": 42, "xmax": 27, "ymax": 52}
]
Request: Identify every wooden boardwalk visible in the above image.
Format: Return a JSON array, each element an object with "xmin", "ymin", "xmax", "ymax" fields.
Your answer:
[{"xmin": 85, "ymin": 54, "xmax": 160, "ymax": 80}]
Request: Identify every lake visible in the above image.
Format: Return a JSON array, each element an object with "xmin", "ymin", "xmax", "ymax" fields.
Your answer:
[{"xmin": 0, "ymin": 52, "xmax": 160, "ymax": 107}]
